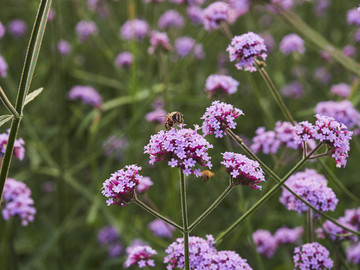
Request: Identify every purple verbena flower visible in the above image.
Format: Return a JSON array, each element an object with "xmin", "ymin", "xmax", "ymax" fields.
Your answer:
[
  {"xmin": 279, "ymin": 33, "xmax": 305, "ymax": 55},
  {"xmin": 115, "ymin": 52, "xmax": 133, "ymax": 68},
  {"xmin": 347, "ymin": 242, "xmax": 360, "ymax": 264},
  {"xmin": 102, "ymin": 135, "xmax": 128, "ymax": 159},
  {"xmin": 47, "ymin": 8, "xmax": 56, "ymax": 21},
  {"xmin": 293, "ymin": 242, "xmax": 333, "ymax": 269},
  {"xmin": 0, "ymin": 131, "xmax": 25, "ymax": 160},
  {"xmin": 201, "ymin": 101, "xmax": 244, "ymax": 138},
  {"xmin": 343, "ymin": 207, "xmax": 360, "ymax": 229},
  {"xmin": 315, "ymin": 0, "xmax": 330, "ymax": 17},
  {"xmin": 347, "ymin": 8, "xmax": 360, "ymax": 26},
  {"xmin": 120, "ymin": 19, "xmax": 149, "ymax": 41},
  {"xmin": 68, "ymin": 86, "xmax": 103, "ymax": 108},
  {"xmin": 279, "ymin": 169, "xmax": 338, "ymax": 214},
  {"xmin": 330, "ymin": 83, "xmax": 351, "ymax": 98},
  {"xmin": 0, "ymin": 56, "xmax": 8, "ymax": 78},
  {"xmin": 227, "ymin": 32, "xmax": 267, "ymax": 72},
  {"xmin": 260, "ymin": 32, "xmax": 276, "ymax": 52},
  {"xmin": 269, "ymin": 0, "xmax": 293, "ymax": 13},
  {"xmin": 124, "ymin": 245, "xmax": 157, "ymax": 268},
  {"xmin": 135, "ymin": 176, "xmax": 154, "ymax": 194},
  {"xmin": 0, "ymin": 22, "xmax": 5, "ymax": 39},
  {"xmin": 148, "ymin": 219, "xmax": 175, "ymax": 238},
  {"xmin": 57, "ymin": 40, "xmax": 71, "ymax": 55},
  {"xmin": 98, "ymin": 226, "xmax": 119, "ymax": 246},
  {"xmin": 343, "ymin": 45, "xmax": 356, "ymax": 57},
  {"xmin": 321, "ymin": 217, "xmax": 358, "ymax": 242},
  {"xmin": 199, "ymin": 250, "xmax": 253, "ymax": 269},
  {"xmin": 144, "ymin": 125, "xmax": 213, "ymax": 177},
  {"xmin": 158, "ymin": 10, "xmax": 184, "ymax": 29},
  {"xmin": 2, "ymin": 178, "xmax": 36, "ymax": 226},
  {"xmin": 314, "ymin": 66, "xmax": 331, "ymax": 84},
  {"xmin": 75, "ymin": 20, "xmax": 98, "ymax": 42},
  {"xmin": 227, "ymin": 0, "xmax": 250, "ymax": 23},
  {"xmin": 221, "ymin": 152, "xmax": 265, "ymax": 190},
  {"xmin": 7, "ymin": 19, "xmax": 27, "ymax": 38},
  {"xmin": 252, "ymin": 230, "xmax": 278, "ymax": 258},
  {"xmin": 202, "ymin": 2, "xmax": 229, "ymax": 31},
  {"xmin": 187, "ymin": 6, "xmax": 203, "ymax": 25},
  {"xmin": 148, "ymin": 31, "xmax": 172, "ymax": 54},
  {"xmin": 146, "ymin": 108, "xmax": 167, "ymax": 123},
  {"xmin": 205, "ymin": 74, "xmax": 239, "ymax": 97},
  {"xmin": 281, "ymin": 81, "xmax": 304, "ymax": 99},
  {"xmin": 274, "ymin": 226, "xmax": 303, "ymax": 245},
  {"xmin": 175, "ymin": 37, "xmax": 204, "ymax": 59},
  {"xmin": 101, "ymin": 165, "xmax": 143, "ymax": 206},
  {"xmin": 108, "ymin": 243, "xmax": 123, "ymax": 257}
]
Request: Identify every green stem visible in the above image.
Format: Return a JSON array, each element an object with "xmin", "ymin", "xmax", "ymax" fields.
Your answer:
[
  {"xmin": 134, "ymin": 198, "xmax": 183, "ymax": 232},
  {"xmin": 0, "ymin": 86, "xmax": 20, "ymax": 118},
  {"xmin": 179, "ymin": 169, "xmax": 190, "ymax": 270},
  {"xmin": 189, "ymin": 184, "xmax": 233, "ymax": 232},
  {"xmin": 306, "ymin": 209, "xmax": 314, "ymax": 243}
]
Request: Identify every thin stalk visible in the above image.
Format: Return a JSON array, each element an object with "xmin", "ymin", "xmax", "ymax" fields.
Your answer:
[
  {"xmin": 306, "ymin": 209, "xmax": 314, "ymax": 243},
  {"xmin": 189, "ymin": 184, "xmax": 233, "ymax": 232},
  {"xmin": 179, "ymin": 169, "xmax": 190, "ymax": 270},
  {"xmin": 134, "ymin": 198, "xmax": 183, "ymax": 232},
  {"xmin": 0, "ymin": 86, "xmax": 19, "ymax": 118},
  {"xmin": 308, "ymin": 153, "xmax": 329, "ymax": 159},
  {"xmin": 220, "ymin": 22, "xmax": 233, "ymax": 41}
]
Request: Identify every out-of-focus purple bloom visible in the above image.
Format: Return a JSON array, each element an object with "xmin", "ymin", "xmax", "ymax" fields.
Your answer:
[
  {"xmin": 293, "ymin": 242, "xmax": 333, "ymax": 270},
  {"xmin": 108, "ymin": 243, "xmax": 123, "ymax": 257},
  {"xmin": 98, "ymin": 226, "xmax": 119, "ymax": 246},
  {"xmin": 158, "ymin": 10, "xmax": 184, "ymax": 29},
  {"xmin": 144, "ymin": 125, "xmax": 213, "ymax": 177},
  {"xmin": 252, "ymin": 230, "xmax": 278, "ymax": 258},
  {"xmin": 227, "ymin": 0, "xmax": 250, "ymax": 24},
  {"xmin": 0, "ymin": 22, "xmax": 5, "ymax": 38},
  {"xmin": 343, "ymin": 45, "xmax": 356, "ymax": 57},
  {"xmin": 279, "ymin": 169, "xmax": 338, "ymax": 214},
  {"xmin": 7, "ymin": 19, "xmax": 27, "ymax": 38},
  {"xmin": 199, "ymin": 250, "xmax": 253, "ymax": 269},
  {"xmin": 75, "ymin": 21, "xmax": 98, "ymax": 42},
  {"xmin": 187, "ymin": 6, "xmax": 203, "ymax": 25},
  {"xmin": 281, "ymin": 81, "xmax": 304, "ymax": 99},
  {"xmin": 269, "ymin": 0, "xmax": 293, "ymax": 13},
  {"xmin": 347, "ymin": 242, "xmax": 360, "ymax": 264},
  {"xmin": 2, "ymin": 178, "xmax": 36, "ymax": 226},
  {"xmin": 343, "ymin": 207, "xmax": 360, "ymax": 229},
  {"xmin": 175, "ymin": 37, "xmax": 204, "ymax": 59},
  {"xmin": 87, "ymin": 0, "xmax": 110, "ymax": 17},
  {"xmin": 0, "ymin": 56, "xmax": 8, "ymax": 78},
  {"xmin": 201, "ymin": 101, "xmax": 244, "ymax": 138},
  {"xmin": 320, "ymin": 50, "xmax": 332, "ymax": 62},
  {"xmin": 126, "ymin": 239, "xmax": 147, "ymax": 254},
  {"xmin": 227, "ymin": 32, "xmax": 267, "ymax": 72},
  {"xmin": 102, "ymin": 135, "xmax": 128, "ymax": 159},
  {"xmin": 101, "ymin": 164, "xmax": 143, "ymax": 206},
  {"xmin": 202, "ymin": 2, "xmax": 229, "ymax": 31},
  {"xmin": 57, "ymin": 40, "xmax": 71, "ymax": 55},
  {"xmin": 355, "ymin": 28, "xmax": 360, "ymax": 42},
  {"xmin": 314, "ymin": 66, "xmax": 331, "ymax": 84},
  {"xmin": 135, "ymin": 176, "xmax": 154, "ymax": 194},
  {"xmin": 0, "ymin": 131, "xmax": 25, "ymax": 160},
  {"xmin": 221, "ymin": 152, "xmax": 265, "ymax": 190},
  {"xmin": 260, "ymin": 33, "xmax": 275, "ymax": 53},
  {"xmin": 274, "ymin": 227, "xmax": 303, "ymax": 245},
  {"xmin": 124, "ymin": 245, "xmax": 157, "ymax": 268},
  {"xmin": 347, "ymin": 8, "xmax": 360, "ymax": 26},
  {"xmin": 120, "ymin": 19, "xmax": 149, "ymax": 41},
  {"xmin": 279, "ymin": 33, "xmax": 305, "ymax": 55},
  {"xmin": 171, "ymin": 0, "xmax": 205, "ymax": 5},
  {"xmin": 148, "ymin": 219, "xmax": 175, "ymax": 238},
  {"xmin": 115, "ymin": 52, "xmax": 133, "ymax": 68},
  {"xmin": 42, "ymin": 181, "xmax": 55, "ymax": 193},
  {"xmin": 145, "ymin": 108, "xmax": 167, "ymax": 123},
  {"xmin": 330, "ymin": 83, "xmax": 351, "ymax": 98},
  {"xmin": 47, "ymin": 8, "xmax": 56, "ymax": 21},
  {"xmin": 205, "ymin": 74, "xmax": 239, "ymax": 97},
  {"xmin": 144, "ymin": 0, "xmax": 164, "ymax": 3},
  {"xmin": 321, "ymin": 218, "xmax": 358, "ymax": 242},
  {"xmin": 148, "ymin": 31, "xmax": 172, "ymax": 54},
  {"xmin": 315, "ymin": 0, "xmax": 330, "ymax": 16},
  {"xmin": 68, "ymin": 86, "xmax": 103, "ymax": 107}
]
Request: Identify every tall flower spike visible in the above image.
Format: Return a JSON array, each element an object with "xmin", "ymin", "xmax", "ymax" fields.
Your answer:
[
  {"xmin": 201, "ymin": 101, "xmax": 244, "ymax": 138},
  {"xmin": 221, "ymin": 152, "xmax": 265, "ymax": 190},
  {"xmin": 101, "ymin": 165, "xmax": 143, "ymax": 206},
  {"xmin": 227, "ymin": 32, "xmax": 267, "ymax": 72},
  {"xmin": 293, "ymin": 242, "xmax": 333, "ymax": 269}
]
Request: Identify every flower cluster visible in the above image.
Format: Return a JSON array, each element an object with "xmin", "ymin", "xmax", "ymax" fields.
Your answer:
[
  {"xmin": 221, "ymin": 152, "xmax": 265, "ymax": 190},
  {"xmin": 57, "ymin": 40, "xmax": 71, "ymax": 55},
  {"xmin": 279, "ymin": 169, "xmax": 338, "ymax": 214},
  {"xmin": 294, "ymin": 114, "xmax": 353, "ymax": 168},
  {"xmin": 202, "ymin": 2, "xmax": 229, "ymax": 31},
  {"xmin": 274, "ymin": 226, "xmax": 303, "ymax": 244},
  {"xmin": 293, "ymin": 242, "xmax": 333, "ymax": 269},
  {"xmin": 124, "ymin": 245, "xmax": 157, "ymax": 268},
  {"xmin": 148, "ymin": 218, "xmax": 175, "ymax": 238},
  {"xmin": 101, "ymin": 165, "xmax": 143, "ymax": 206},
  {"xmin": 144, "ymin": 125, "xmax": 213, "ymax": 177},
  {"xmin": 330, "ymin": 83, "xmax": 351, "ymax": 98},
  {"xmin": 75, "ymin": 20, "xmax": 98, "ymax": 42},
  {"xmin": 0, "ymin": 55, "xmax": 8, "ymax": 78},
  {"xmin": 97, "ymin": 226, "xmax": 123, "ymax": 257},
  {"xmin": 347, "ymin": 243, "xmax": 360, "ymax": 264},
  {"xmin": 68, "ymin": 85, "xmax": 103, "ymax": 108},
  {"xmin": 115, "ymin": 52, "xmax": 133, "ymax": 68},
  {"xmin": 158, "ymin": 10, "xmax": 184, "ymax": 29},
  {"xmin": 201, "ymin": 101, "xmax": 244, "ymax": 138},
  {"xmin": 187, "ymin": 6, "xmax": 203, "ymax": 25},
  {"xmin": 164, "ymin": 234, "xmax": 252, "ymax": 269},
  {"xmin": 175, "ymin": 36, "xmax": 204, "ymax": 59},
  {"xmin": 148, "ymin": 31, "xmax": 172, "ymax": 54},
  {"xmin": 204, "ymin": 74, "xmax": 239, "ymax": 97},
  {"xmin": 7, "ymin": 19, "xmax": 27, "ymax": 38},
  {"xmin": 279, "ymin": 33, "xmax": 305, "ymax": 55},
  {"xmin": 120, "ymin": 19, "xmax": 149, "ymax": 41},
  {"xmin": 2, "ymin": 178, "xmax": 36, "ymax": 226},
  {"xmin": 281, "ymin": 81, "xmax": 304, "ymax": 99},
  {"xmin": 227, "ymin": 32, "xmax": 267, "ymax": 72},
  {"xmin": 347, "ymin": 8, "xmax": 360, "ymax": 26},
  {"xmin": 0, "ymin": 131, "xmax": 25, "ymax": 160}
]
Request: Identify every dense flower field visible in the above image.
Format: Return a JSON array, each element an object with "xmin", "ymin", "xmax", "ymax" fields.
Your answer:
[{"xmin": 1, "ymin": 0, "xmax": 360, "ymax": 269}]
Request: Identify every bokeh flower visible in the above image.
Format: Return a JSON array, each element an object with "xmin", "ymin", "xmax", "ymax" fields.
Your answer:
[
  {"xmin": 135, "ymin": 176, "xmax": 154, "ymax": 194},
  {"xmin": 279, "ymin": 33, "xmax": 305, "ymax": 55},
  {"xmin": 330, "ymin": 83, "xmax": 351, "ymax": 98},
  {"xmin": 293, "ymin": 242, "xmax": 333, "ymax": 269},
  {"xmin": 120, "ymin": 19, "xmax": 149, "ymax": 41},
  {"xmin": 124, "ymin": 245, "xmax": 157, "ymax": 268},
  {"xmin": 347, "ymin": 242, "xmax": 360, "ymax": 264},
  {"xmin": 187, "ymin": 6, "xmax": 203, "ymax": 25},
  {"xmin": 0, "ymin": 22, "xmax": 5, "ymax": 38},
  {"xmin": 252, "ymin": 230, "xmax": 278, "ymax": 257},
  {"xmin": 347, "ymin": 8, "xmax": 360, "ymax": 26},
  {"xmin": 274, "ymin": 226, "xmax": 303, "ymax": 244},
  {"xmin": 97, "ymin": 226, "xmax": 123, "ymax": 257},
  {"xmin": 204, "ymin": 74, "xmax": 239, "ymax": 97},
  {"xmin": 148, "ymin": 31, "xmax": 172, "ymax": 54},
  {"xmin": 0, "ymin": 55, "xmax": 8, "ymax": 78},
  {"xmin": 115, "ymin": 52, "xmax": 133, "ymax": 68},
  {"xmin": 202, "ymin": 2, "xmax": 229, "ymax": 31},
  {"xmin": 68, "ymin": 86, "xmax": 103, "ymax": 108},
  {"xmin": 0, "ymin": 131, "xmax": 25, "ymax": 160},
  {"xmin": 175, "ymin": 36, "xmax": 204, "ymax": 59},
  {"xmin": 321, "ymin": 217, "xmax": 358, "ymax": 242},
  {"xmin": 281, "ymin": 81, "xmax": 304, "ymax": 99},
  {"xmin": 102, "ymin": 135, "xmax": 128, "ymax": 159},
  {"xmin": 148, "ymin": 218, "xmax": 175, "ymax": 238},
  {"xmin": 57, "ymin": 40, "xmax": 71, "ymax": 55},
  {"xmin": 7, "ymin": 19, "xmax": 27, "ymax": 38},
  {"xmin": 158, "ymin": 10, "xmax": 184, "ymax": 29},
  {"xmin": 75, "ymin": 20, "xmax": 98, "ymax": 42}
]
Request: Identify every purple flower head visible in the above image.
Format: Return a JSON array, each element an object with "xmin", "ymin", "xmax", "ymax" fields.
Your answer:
[
  {"xmin": 120, "ymin": 19, "xmax": 149, "ymax": 41},
  {"xmin": 330, "ymin": 83, "xmax": 351, "ymax": 98},
  {"xmin": 7, "ymin": 19, "xmax": 27, "ymax": 38},
  {"xmin": 158, "ymin": 10, "xmax": 184, "ymax": 29},
  {"xmin": 68, "ymin": 86, "xmax": 103, "ymax": 108},
  {"xmin": 42, "ymin": 181, "xmax": 55, "ymax": 193},
  {"xmin": 102, "ymin": 135, "xmax": 128, "ymax": 159},
  {"xmin": 0, "ymin": 22, "xmax": 5, "ymax": 39},
  {"xmin": 0, "ymin": 131, "xmax": 25, "ymax": 160},
  {"xmin": 201, "ymin": 101, "xmax": 244, "ymax": 138},
  {"xmin": 343, "ymin": 207, "xmax": 360, "ymax": 229},
  {"xmin": 347, "ymin": 242, "xmax": 360, "ymax": 264},
  {"xmin": 227, "ymin": 0, "xmax": 250, "ymax": 23},
  {"xmin": 47, "ymin": 8, "xmax": 56, "ymax": 22},
  {"xmin": 281, "ymin": 81, "xmax": 304, "ymax": 99},
  {"xmin": 175, "ymin": 37, "xmax": 204, "ymax": 59},
  {"xmin": 108, "ymin": 243, "xmax": 123, "ymax": 257},
  {"xmin": 187, "ymin": 6, "xmax": 203, "ymax": 25},
  {"xmin": 146, "ymin": 108, "xmax": 167, "ymax": 123},
  {"xmin": 135, "ymin": 176, "xmax": 154, "ymax": 194},
  {"xmin": 148, "ymin": 31, "xmax": 172, "ymax": 55},
  {"xmin": 293, "ymin": 242, "xmax": 333, "ymax": 269},
  {"xmin": 148, "ymin": 218, "xmax": 175, "ymax": 238},
  {"xmin": 115, "ymin": 52, "xmax": 133, "ymax": 68},
  {"xmin": 144, "ymin": 125, "xmax": 213, "ymax": 177},
  {"xmin": 202, "ymin": 2, "xmax": 229, "ymax": 31},
  {"xmin": 314, "ymin": 66, "xmax": 331, "ymax": 84},
  {"xmin": 57, "ymin": 40, "xmax": 71, "ymax": 55},
  {"xmin": 279, "ymin": 169, "xmax": 338, "ymax": 214},
  {"xmin": 199, "ymin": 250, "xmax": 253, "ymax": 269},
  {"xmin": 87, "ymin": 0, "xmax": 110, "ymax": 17},
  {"xmin": 227, "ymin": 32, "xmax": 267, "ymax": 72},
  {"xmin": 252, "ymin": 230, "xmax": 277, "ymax": 258},
  {"xmin": 75, "ymin": 21, "xmax": 98, "ymax": 42},
  {"xmin": 2, "ymin": 178, "xmax": 36, "ymax": 226},
  {"xmin": 205, "ymin": 74, "xmax": 239, "ymax": 97},
  {"xmin": 164, "ymin": 235, "xmax": 216, "ymax": 269},
  {"xmin": 124, "ymin": 245, "xmax": 157, "ymax": 268},
  {"xmin": 221, "ymin": 152, "xmax": 265, "ymax": 190},
  {"xmin": 126, "ymin": 239, "xmax": 147, "ymax": 254},
  {"xmin": 101, "ymin": 164, "xmax": 143, "ymax": 206},
  {"xmin": 268, "ymin": 0, "xmax": 293, "ymax": 13},
  {"xmin": 347, "ymin": 8, "xmax": 360, "ymax": 26},
  {"xmin": 260, "ymin": 32, "xmax": 276, "ymax": 53},
  {"xmin": 342, "ymin": 45, "xmax": 356, "ymax": 57},
  {"xmin": 315, "ymin": 0, "xmax": 330, "ymax": 17},
  {"xmin": 274, "ymin": 226, "xmax": 303, "ymax": 245},
  {"xmin": 279, "ymin": 33, "xmax": 305, "ymax": 55},
  {"xmin": 0, "ymin": 56, "xmax": 8, "ymax": 78},
  {"xmin": 98, "ymin": 226, "xmax": 119, "ymax": 246},
  {"xmin": 321, "ymin": 217, "xmax": 358, "ymax": 242}
]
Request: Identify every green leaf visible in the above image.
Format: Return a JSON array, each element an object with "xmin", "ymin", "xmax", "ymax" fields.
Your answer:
[
  {"xmin": 24, "ymin": 87, "xmax": 44, "ymax": 106},
  {"xmin": 0, "ymin": 115, "xmax": 13, "ymax": 127}
]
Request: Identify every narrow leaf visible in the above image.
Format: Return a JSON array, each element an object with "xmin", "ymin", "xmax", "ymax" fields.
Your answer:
[{"xmin": 24, "ymin": 87, "xmax": 43, "ymax": 106}]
